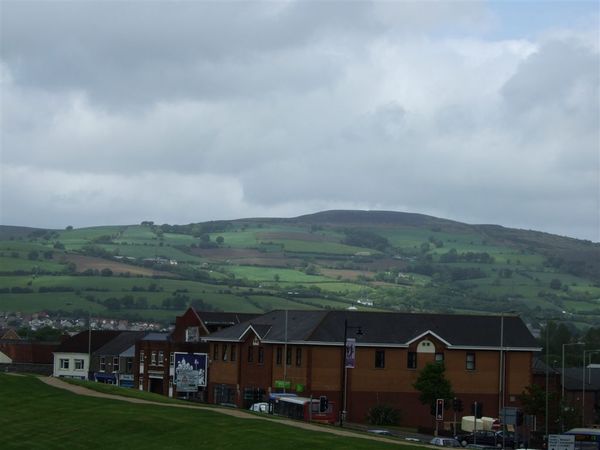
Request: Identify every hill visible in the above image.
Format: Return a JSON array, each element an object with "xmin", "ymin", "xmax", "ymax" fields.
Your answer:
[{"xmin": 0, "ymin": 210, "xmax": 598, "ymax": 330}]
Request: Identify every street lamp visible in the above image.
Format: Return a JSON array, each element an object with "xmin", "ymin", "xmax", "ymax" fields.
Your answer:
[
  {"xmin": 561, "ymin": 342, "xmax": 584, "ymax": 431},
  {"xmin": 340, "ymin": 318, "xmax": 362, "ymax": 427}
]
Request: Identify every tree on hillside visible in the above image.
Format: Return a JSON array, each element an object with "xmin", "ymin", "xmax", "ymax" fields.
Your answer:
[
  {"xmin": 413, "ymin": 362, "xmax": 454, "ymax": 416},
  {"xmin": 541, "ymin": 321, "xmax": 578, "ymax": 366},
  {"xmin": 216, "ymin": 236, "xmax": 224, "ymax": 245}
]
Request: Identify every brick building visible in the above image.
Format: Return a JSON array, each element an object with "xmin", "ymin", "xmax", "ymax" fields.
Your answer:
[
  {"xmin": 203, "ymin": 310, "xmax": 540, "ymax": 427},
  {"xmin": 0, "ymin": 336, "xmax": 61, "ymax": 375},
  {"xmin": 135, "ymin": 308, "xmax": 256, "ymax": 399}
]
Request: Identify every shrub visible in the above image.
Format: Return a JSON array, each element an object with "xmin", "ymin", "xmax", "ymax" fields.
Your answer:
[{"xmin": 366, "ymin": 404, "xmax": 401, "ymax": 426}]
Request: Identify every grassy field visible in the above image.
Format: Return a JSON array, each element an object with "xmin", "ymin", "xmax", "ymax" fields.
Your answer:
[{"xmin": 0, "ymin": 374, "xmax": 407, "ymax": 450}]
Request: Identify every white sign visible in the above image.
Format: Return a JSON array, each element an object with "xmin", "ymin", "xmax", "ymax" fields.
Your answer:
[{"xmin": 548, "ymin": 434, "xmax": 575, "ymax": 450}]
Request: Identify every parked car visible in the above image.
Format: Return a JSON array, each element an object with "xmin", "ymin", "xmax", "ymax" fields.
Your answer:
[
  {"xmin": 248, "ymin": 402, "xmax": 269, "ymax": 413},
  {"xmin": 456, "ymin": 430, "xmax": 517, "ymax": 448},
  {"xmin": 430, "ymin": 437, "xmax": 462, "ymax": 447},
  {"xmin": 367, "ymin": 429, "xmax": 395, "ymax": 436}
]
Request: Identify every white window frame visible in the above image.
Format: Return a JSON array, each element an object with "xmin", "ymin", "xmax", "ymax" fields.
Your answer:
[
  {"xmin": 74, "ymin": 359, "xmax": 85, "ymax": 371},
  {"xmin": 113, "ymin": 357, "xmax": 119, "ymax": 372},
  {"xmin": 100, "ymin": 357, "xmax": 106, "ymax": 372},
  {"xmin": 158, "ymin": 351, "xmax": 164, "ymax": 366},
  {"xmin": 60, "ymin": 358, "xmax": 69, "ymax": 370},
  {"xmin": 151, "ymin": 351, "xmax": 157, "ymax": 365}
]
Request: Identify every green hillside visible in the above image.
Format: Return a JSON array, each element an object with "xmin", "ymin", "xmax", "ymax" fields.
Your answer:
[
  {"xmin": 1, "ymin": 210, "xmax": 599, "ymax": 329},
  {"xmin": 0, "ymin": 374, "xmax": 401, "ymax": 449}
]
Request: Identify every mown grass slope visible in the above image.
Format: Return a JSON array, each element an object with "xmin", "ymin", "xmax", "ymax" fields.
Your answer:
[{"xmin": 0, "ymin": 374, "xmax": 404, "ymax": 450}]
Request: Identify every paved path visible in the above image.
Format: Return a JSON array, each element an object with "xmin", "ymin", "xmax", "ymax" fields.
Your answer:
[{"xmin": 39, "ymin": 376, "xmax": 427, "ymax": 447}]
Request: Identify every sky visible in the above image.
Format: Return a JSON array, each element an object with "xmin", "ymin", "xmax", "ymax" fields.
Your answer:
[{"xmin": 0, "ymin": 1, "xmax": 598, "ymax": 241}]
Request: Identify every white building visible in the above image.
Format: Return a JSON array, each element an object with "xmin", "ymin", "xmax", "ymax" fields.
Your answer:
[{"xmin": 52, "ymin": 330, "xmax": 122, "ymax": 379}]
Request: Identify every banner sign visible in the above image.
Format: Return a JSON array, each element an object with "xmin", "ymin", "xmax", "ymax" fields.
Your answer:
[
  {"xmin": 345, "ymin": 338, "xmax": 356, "ymax": 368},
  {"xmin": 274, "ymin": 380, "xmax": 291, "ymax": 388},
  {"xmin": 174, "ymin": 352, "xmax": 207, "ymax": 392}
]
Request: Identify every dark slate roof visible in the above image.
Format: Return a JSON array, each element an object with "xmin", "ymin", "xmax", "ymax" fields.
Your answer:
[
  {"xmin": 93, "ymin": 331, "xmax": 146, "ymax": 357},
  {"xmin": 563, "ymin": 367, "xmax": 600, "ymax": 391},
  {"xmin": 55, "ymin": 331, "xmax": 123, "ymax": 353},
  {"xmin": 142, "ymin": 332, "xmax": 169, "ymax": 341},
  {"xmin": 532, "ymin": 357, "xmax": 560, "ymax": 375},
  {"xmin": 204, "ymin": 310, "xmax": 539, "ymax": 349},
  {"xmin": 197, "ymin": 311, "xmax": 259, "ymax": 326},
  {"xmin": 204, "ymin": 310, "xmax": 328, "ymax": 342}
]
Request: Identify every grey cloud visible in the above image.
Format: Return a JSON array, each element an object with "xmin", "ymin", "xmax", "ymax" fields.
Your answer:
[
  {"xmin": 1, "ymin": 1, "xmax": 488, "ymax": 108},
  {"xmin": 0, "ymin": 2, "xmax": 598, "ymax": 241}
]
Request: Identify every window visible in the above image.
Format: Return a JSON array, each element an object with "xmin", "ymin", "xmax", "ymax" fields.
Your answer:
[
  {"xmin": 213, "ymin": 344, "xmax": 219, "ymax": 361},
  {"xmin": 407, "ymin": 352, "xmax": 417, "ymax": 369},
  {"xmin": 185, "ymin": 326, "xmax": 199, "ymax": 342},
  {"xmin": 157, "ymin": 351, "xmax": 164, "ymax": 366},
  {"xmin": 74, "ymin": 359, "xmax": 84, "ymax": 370},
  {"xmin": 375, "ymin": 350, "xmax": 385, "ymax": 369},
  {"xmin": 258, "ymin": 346, "xmax": 264, "ymax": 364},
  {"xmin": 466, "ymin": 353, "xmax": 476, "ymax": 370},
  {"xmin": 151, "ymin": 351, "xmax": 157, "ymax": 365},
  {"xmin": 140, "ymin": 351, "xmax": 145, "ymax": 363},
  {"xmin": 60, "ymin": 358, "xmax": 69, "ymax": 370},
  {"xmin": 230, "ymin": 345, "xmax": 236, "ymax": 362},
  {"xmin": 286, "ymin": 348, "xmax": 292, "ymax": 366},
  {"xmin": 276, "ymin": 347, "xmax": 282, "ymax": 365},
  {"xmin": 127, "ymin": 358, "xmax": 133, "ymax": 372},
  {"xmin": 296, "ymin": 348, "xmax": 302, "ymax": 367},
  {"xmin": 170, "ymin": 353, "xmax": 174, "ymax": 367},
  {"xmin": 113, "ymin": 357, "xmax": 119, "ymax": 372},
  {"xmin": 100, "ymin": 357, "xmax": 106, "ymax": 371},
  {"xmin": 222, "ymin": 344, "xmax": 228, "ymax": 362},
  {"xmin": 435, "ymin": 353, "xmax": 444, "ymax": 363},
  {"xmin": 248, "ymin": 347, "xmax": 254, "ymax": 363}
]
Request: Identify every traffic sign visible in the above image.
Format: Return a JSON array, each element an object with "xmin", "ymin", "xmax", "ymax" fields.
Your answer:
[{"xmin": 548, "ymin": 434, "xmax": 575, "ymax": 450}]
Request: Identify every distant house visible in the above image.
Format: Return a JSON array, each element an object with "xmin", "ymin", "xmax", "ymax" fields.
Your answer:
[
  {"xmin": 561, "ymin": 366, "xmax": 600, "ymax": 427},
  {"xmin": 53, "ymin": 331, "xmax": 123, "ymax": 380},
  {"xmin": 0, "ymin": 328, "xmax": 21, "ymax": 340}
]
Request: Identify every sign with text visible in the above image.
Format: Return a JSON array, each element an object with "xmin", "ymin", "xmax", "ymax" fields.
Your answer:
[
  {"xmin": 174, "ymin": 352, "xmax": 207, "ymax": 392},
  {"xmin": 274, "ymin": 380, "xmax": 291, "ymax": 389},
  {"xmin": 548, "ymin": 434, "xmax": 575, "ymax": 450},
  {"xmin": 345, "ymin": 338, "xmax": 356, "ymax": 368}
]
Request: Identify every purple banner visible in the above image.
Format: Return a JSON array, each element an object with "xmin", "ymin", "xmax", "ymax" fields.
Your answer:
[{"xmin": 345, "ymin": 338, "xmax": 356, "ymax": 368}]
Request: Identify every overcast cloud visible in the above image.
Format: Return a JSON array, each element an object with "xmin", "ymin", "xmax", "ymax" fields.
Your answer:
[{"xmin": 1, "ymin": 1, "xmax": 598, "ymax": 241}]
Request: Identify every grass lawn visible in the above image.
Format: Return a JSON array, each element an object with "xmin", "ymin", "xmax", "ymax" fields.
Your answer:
[{"xmin": 0, "ymin": 374, "xmax": 406, "ymax": 450}]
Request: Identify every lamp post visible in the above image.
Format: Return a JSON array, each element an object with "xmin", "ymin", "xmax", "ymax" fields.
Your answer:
[
  {"xmin": 340, "ymin": 318, "xmax": 362, "ymax": 427},
  {"xmin": 88, "ymin": 310, "xmax": 92, "ymax": 381},
  {"xmin": 561, "ymin": 342, "xmax": 584, "ymax": 431}
]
